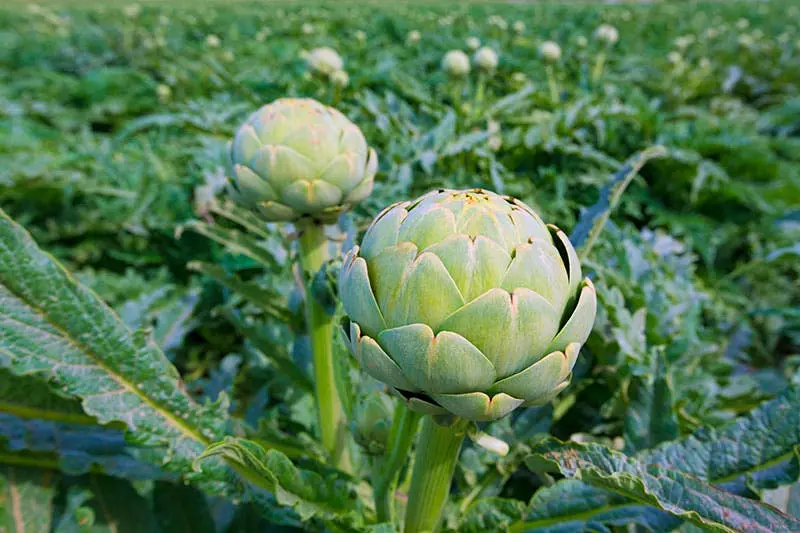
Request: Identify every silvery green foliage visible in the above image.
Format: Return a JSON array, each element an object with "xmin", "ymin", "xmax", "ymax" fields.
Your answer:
[
  {"xmin": 229, "ymin": 98, "xmax": 377, "ymax": 223},
  {"xmin": 340, "ymin": 189, "xmax": 596, "ymax": 421}
]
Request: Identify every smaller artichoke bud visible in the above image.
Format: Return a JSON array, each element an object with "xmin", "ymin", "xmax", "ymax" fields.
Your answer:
[
  {"xmin": 736, "ymin": 18, "xmax": 749, "ymax": 30},
  {"xmin": 229, "ymin": 98, "xmax": 377, "ymax": 223},
  {"xmin": 155, "ymin": 84, "xmax": 171, "ymax": 102},
  {"xmin": 466, "ymin": 36, "xmax": 481, "ymax": 51},
  {"xmin": 512, "ymin": 21, "xmax": 526, "ymax": 34},
  {"xmin": 698, "ymin": 57, "xmax": 711, "ymax": 70},
  {"xmin": 306, "ymin": 47, "xmax": 344, "ymax": 77},
  {"xmin": 123, "ymin": 3, "xmax": 141, "ymax": 18},
  {"xmin": 330, "ymin": 70, "xmax": 349, "ymax": 88},
  {"xmin": 473, "ymin": 47, "xmax": 499, "ymax": 74},
  {"xmin": 406, "ymin": 30, "xmax": 421, "ymax": 45},
  {"xmin": 352, "ymin": 394, "xmax": 394, "ymax": 455},
  {"xmin": 576, "ymin": 35, "xmax": 588, "ymax": 48},
  {"xmin": 667, "ymin": 51, "xmax": 683, "ymax": 66},
  {"xmin": 510, "ymin": 71, "xmax": 527, "ymax": 88},
  {"xmin": 301, "ymin": 22, "xmax": 314, "ymax": 35},
  {"xmin": 442, "ymin": 50, "xmax": 471, "ymax": 77},
  {"xmin": 539, "ymin": 41, "xmax": 562, "ymax": 63},
  {"xmin": 594, "ymin": 24, "xmax": 619, "ymax": 46},
  {"xmin": 355, "ymin": 30, "xmax": 366, "ymax": 42},
  {"xmin": 205, "ymin": 34, "xmax": 221, "ymax": 48}
]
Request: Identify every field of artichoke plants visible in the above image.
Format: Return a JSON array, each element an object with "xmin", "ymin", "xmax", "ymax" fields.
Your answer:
[{"xmin": 1, "ymin": 0, "xmax": 799, "ymax": 531}]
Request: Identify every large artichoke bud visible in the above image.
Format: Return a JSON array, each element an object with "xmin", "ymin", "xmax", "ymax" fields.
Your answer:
[
  {"xmin": 229, "ymin": 98, "xmax": 377, "ymax": 223},
  {"xmin": 339, "ymin": 189, "xmax": 596, "ymax": 421}
]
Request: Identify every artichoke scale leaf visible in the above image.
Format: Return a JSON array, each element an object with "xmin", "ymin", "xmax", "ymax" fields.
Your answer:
[
  {"xmin": 501, "ymin": 239, "xmax": 571, "ymax": 315},
  {"xmin": 249, "ymin": 145, "xmax": 317, "ymax": 191},
  {"xmin": 360, "ymin": 204, "xmax": 407, "ymax": 260},
  {"xmin": 489, "ymin": 348, "xmax": 571, "ymax": 401},
  {"xmin": 232, "ymin": 164, "xmax": 278, "ymax": 203},
  {"xmin": 432, "ymin": 392, "xmax": 524, "ymax": 422},
  {"xmin": 281, "ymin": 179, "xmax": 343, "ymax": 212},
  {"xmin": 231, "ymin": 123, "xmax": 262, "ymax": 164},
  {"xmin": 398, "ymin": 205, "xmax": 458, "ymax": 251},
  {"xmin": 546, "ymin": 278, "xmax": 597, "ymax": 353},
  {"xmin": 339, "ymin": 250, "xmax": 387, "ymax": 338},
  {"xmin": 369, "ymin": 243, "xmax": 418, "ymax": 317},
  {"xmin": 438, "ymin": 288, "xmax": 559, "ymax": 378},
  {"xmin": 392, "ymin": 252, "xmax": 465, "ymax": 329},
  {"xmin": 355, "ymin": 331, "xmax": 417, "ymax": 392},
  {"xmin": 549, "ymin": 224, "xmax": 583, "ymax": 297},
  {"xmin": 378, "ymin": 324, "xmax": 495, "ymax": 395}
]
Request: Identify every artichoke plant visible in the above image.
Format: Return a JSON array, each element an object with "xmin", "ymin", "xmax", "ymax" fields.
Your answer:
[
  {"xmin": 340, "ymin": 189, "xmax": 596, "ymax": 422},
  {"xmin": 229, "ymin": 97, "xmax": 377, "ymax": 223}
]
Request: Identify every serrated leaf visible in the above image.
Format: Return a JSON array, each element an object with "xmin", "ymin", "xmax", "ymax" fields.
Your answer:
[
  {"xmin": 0, "ymin": 209, "xmax": 229, "ymax": 491},
  {"xmin": 513, "ymin": 387, "xmax": 800, "ymax": 531},
  {"xmin": 525, "ymin": 439, "xmax": 799, "ymax": 532},
  {"xmin": 570, "ymin": 146, "xmax": 667, "ymax": 258},
  {"xmin": 195, "ymin": 437, "xmax": 356, "ymax": 521},
  {"xmin": 181, "ymin": 220, "xmax": 279, "ymax": 268},
  {"xmin": 624, "ymin": 347, "xmax": 679, "ymax": 453},
  {"xmin": 0, "ymin": 466, "xmax": 55, "ymax": 533}
]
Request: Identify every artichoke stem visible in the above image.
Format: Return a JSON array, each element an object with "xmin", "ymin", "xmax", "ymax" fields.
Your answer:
[
  {"xmin": 404, "ymin": 416, "xmax": 468, "ymax": 533},
  {"xmin": 546, "ymin": 65, "xmax": 560, "ymax": 105},
  {"xmin": 592, "ymin": 52, "xmax": 606, "ymax": 85},
  {"xmin": 298, "ymin": 223, "xmax": 350, "ymax": 472},
  {"xmin": 374, "ymin": 403, "xmax": 422, "ymax": 524}
]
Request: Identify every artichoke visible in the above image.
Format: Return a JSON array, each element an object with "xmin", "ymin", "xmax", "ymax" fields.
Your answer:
[
  {"xmin": 441, "ymin": 50, "xmax": 471, "ymax": 77},
  {"xmin": 339, "ymin": 189, "xmax": 596, "ymax": 421},
  {"xmin": 473, "ymin": 47, "xmax": 499, "ymax": 73},
  {"xmin": 229, "ymin": 98, "xmax": 377, "ymax": 223}
]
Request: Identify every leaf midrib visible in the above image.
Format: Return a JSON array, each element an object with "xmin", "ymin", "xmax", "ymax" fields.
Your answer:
[{"xmin": 0, "ymin": 227, "xmax": 211, "ymax": 450}]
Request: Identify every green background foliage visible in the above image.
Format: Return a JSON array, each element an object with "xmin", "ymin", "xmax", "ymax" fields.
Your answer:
[{"xmin": 0, "ymin": 0, "xmax": 798, "ymax": 530}]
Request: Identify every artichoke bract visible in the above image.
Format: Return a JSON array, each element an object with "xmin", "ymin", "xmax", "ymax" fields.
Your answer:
[
  {"xmin": 229, "ymin": 98, "xmax": 377, "ymax": 223},
  {"xmin": 340, "ymin": 189, "xmax": 596, "ymax": 421}
]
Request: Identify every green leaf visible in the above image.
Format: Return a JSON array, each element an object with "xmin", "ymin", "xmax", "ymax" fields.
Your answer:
[
  {"xmin": 0, "ymin": 209, "xmax": 229, "ymax": 491},
  {"xmin": 526, "ymin": 438, "xmax": 800, "ymax": 532},
  {"xmin": 570, "ymin": 145, "xmax": 667, "ymax": 259},
  {"xmin": 459, "ymin": 497, "xmax": 525, "ymax": 532},
  {"xmin": 181, "ymin": 220, "xmax": 280, "ymax": 268},
  {"xmin": 0, "ymin": 466, "xmax": 56, "ymax": 533},
  {"xmin": 514, "ymin": 386, "xmax": 800, "ymax": 531},
  {"xmin": 80, "ymin": 476, "xmax": 158, "ymax": 533},
  {"xmin": 195, "ymin": 437, "xmax": 356, "ymax": 521},
  {"xmin": 624, "ymin": 347, "xmax": 679, "ymax": 453}
]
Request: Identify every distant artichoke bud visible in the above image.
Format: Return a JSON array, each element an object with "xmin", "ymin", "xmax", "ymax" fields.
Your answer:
[
  {"xmin": 331, "ymin": 70, "xmax": 349, "ymax": 88},
  {"xmin": 539, "ymin": 41, "xmax": 562, "ymax": 63},
  {"xmin": 355, "ymin": 30, "xmax": 366, "ymax": 42},
  {"xmin": 466, "ymin": 36, "xmax": 481, "ymax": 51},
  {"xmin": 406, "ymin": 30, "xmax": 421, "ymax": 45},
  {"xmin": 352, "ymin": 394, "xmax": 394, "ymax": 455},
  {"xmin": 155, "ymin": 84, "xmax": 171, "ymax": 102},
  {"xmin": 473, "ymin": 47, "xmax": 498, "ymax": 73},
  {"xmin": 442, "ymin": 50, "xmax": 471, "ymax": 77},
  {"xmin": 736, "ymin": 18, "xmax": 749, "ymax": 30},
  {"xmin": 340, "ymin": 189, "xmax": 597, "ymax": 421},
  {"xmin": 667, "ymin": 51, "xmax": 683, "ymax": 65},
  {"xmin": 510, "ymin": 71, "xmax": 527, "ymax": 88},
  {"xmin": 205, "ymin": 34, "xmax": 221, "ymax": 48},
  {"xmin": 594, "ymin": 24, "xmax": 619, "ymax": 46},
  {"xmin": 576, "ymin": 35, "xmax": 588, "ymax": 48},
  {"xmin": 306, "ymin": 47, "xmax": 344, "ymax": 77},
  {"xmin": 301, "ymin": 22, "xmax": 314, "ymax": 35},
  {"xmin": 229, "ymin": 98, "xmax": 377, "ymax": 223},
  {"xmin": 123, "ymin": 3, "xmax": 141, "ymax": 18},
  {"xmin": 698, "ymin": 57, "xmax": 711, "ymax": 70},
  {"xmin": 513, "ymin": 21, "xmax": 526, "ymax": 34}
]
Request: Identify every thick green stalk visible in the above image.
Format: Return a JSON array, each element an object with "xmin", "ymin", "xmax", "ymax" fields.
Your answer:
[
  {"xmin": 546, "ymin": 65, "xmax": 560, "ymax": 104},
  {"xmin": 404, "ymin": 417, "xmax": 468, "ymax": 533},
  {"xmin": 592, "ymin": 52, "xmax": 607, "ymax": 85},
  {"xmin": 297, "ymin": 223, "xmax": 349, "ymax": 471},
  {"xmin": 374, "ymin": 404, "xmax": 422, "ymax": 523}
]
